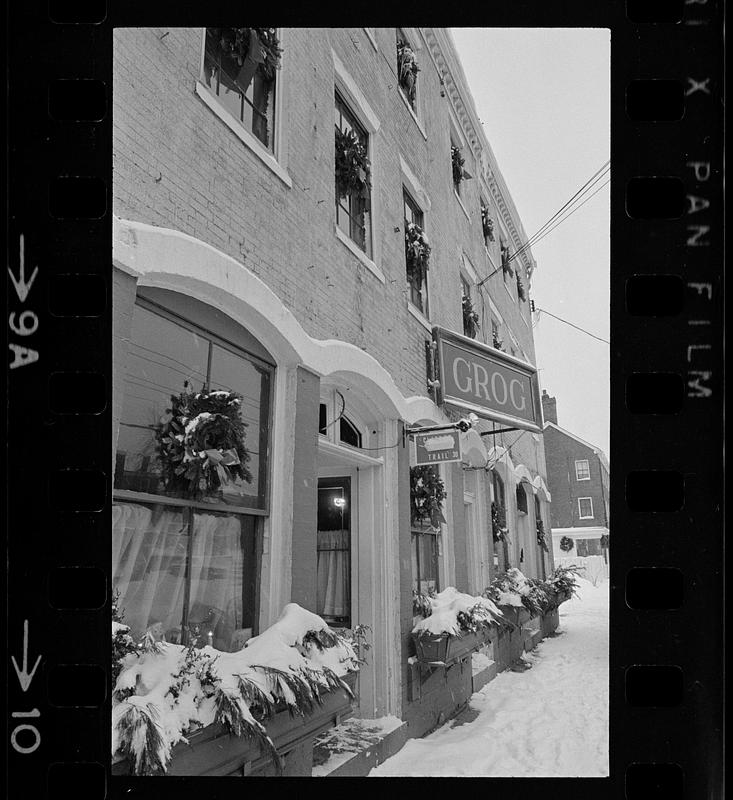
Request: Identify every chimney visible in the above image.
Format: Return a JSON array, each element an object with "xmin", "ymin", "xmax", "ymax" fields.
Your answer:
[{"xmin": 541, "ymin": 389, "xmax": 557, "ymax": 425}]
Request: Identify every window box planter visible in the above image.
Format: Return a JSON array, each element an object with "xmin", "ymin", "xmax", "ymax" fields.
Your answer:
[
  {"xmin": 412, "ymin": 628, "xmax": 487, "ymax": 667},
  {"xmin": 495, "ymin": 603, "xmax": 532, "ymax": 627},
  {"xmin": 112, "ymin": 671, "xmax": 357, "ymax": 777}
]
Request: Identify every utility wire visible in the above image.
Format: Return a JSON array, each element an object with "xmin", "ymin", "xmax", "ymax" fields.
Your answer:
[
  {"xmin": 514, "ymin": 177, "xmax": 610, "ymax": 257},
  {"xmin": 535, "ymin": 308, "xmax": 609, "ymax": 345},
  {"xmin": 507, "ymin": 160, "xmax": 610, "ymax": 264}
]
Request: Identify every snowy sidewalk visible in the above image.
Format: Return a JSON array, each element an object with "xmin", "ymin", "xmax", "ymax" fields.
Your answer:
[{"xmin": 369, "ymin": 579, "xmax": 609, "ymax": 777}]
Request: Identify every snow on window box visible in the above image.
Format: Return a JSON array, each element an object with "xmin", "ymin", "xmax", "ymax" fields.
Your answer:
[{"xmin": 111, "ymin": 603, "xmax": 363, "ymax": 776}]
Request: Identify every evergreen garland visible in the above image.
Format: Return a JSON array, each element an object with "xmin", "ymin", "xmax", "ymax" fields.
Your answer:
[
  {"xmin": 214, "ymin": 28, "xmax": 282, "ymax": 83},
  {"xmin": 405, "ymin": 222, "xmax": 431, "ymax": 291},
  {"xmin": 462, "ymin": 294, "xmax": 480, "ymax": 338},
  {"xmin": 397, "ymin": 39, "xmax": 420, "ymax": 105},
  {"xmin": 451, "ymin": 145, "xmax": 466, "ymax": 187},
  {"xmin": 536, "ymin": 518, "xmax": 549, "ymax": 552},
  {"xmin": 559, "ymin": 535, "xmax": 574, "ymax": 552},
  {"xmin": 410, "ymin": 465, "xmax": 447, "ymax": 528},
  {"xmin": 491, "ymin": 501, "xmax": 509, "ymax": 543},
  {"xmin": 335, "ymin": 127, "xmax": 372, "ymax": 200},
  {"xmin": 155, "ymin": 383, "xmax": 252, "ymax": 500},
  {"xmin": 492, "ymin": 328, "xmax": 504, "ymax": 350},
  {"xmin": 481, "ymin": 202, "xmax": 495, "ymax": 242},
  {"xmin": 547, "ymin": 564, "xmax": 582, "ymax": 600},
  {"xmin": 516, "ymin": 271, "xmax": 527, "ymax": 302},
  {"xmin": 412, "ymin": 588, "xmax": 436, "ymax": 618},
  {"xmin": 115, "ymin": 703, "xmax": 170, "ymax": 776},
  {"xmin": 501, "ymin": 242, "xmax": 514, "ymax": 277}
]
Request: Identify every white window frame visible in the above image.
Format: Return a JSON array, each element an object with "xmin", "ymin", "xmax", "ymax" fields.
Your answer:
[
  {"xmin": 332, "ymin": 50, "xmax": 384, "ymax": 283},
  {"xmin": 319, "ymin": 388, "xmax": 369, "ymax": 451},
  {"xmin": 575, "ymin": 459, "xmax": 591, "ymax": 481},
  {"xmin": 195, "ymin": 28, "xmax": 292, "ymax": 188},
  {"xmin": 395, "ymin": 28, "xmax": 427, "ymax": 139},
  {"xmin": 578, "ymin": 497, "xmax": 594, "ymax": 519}
]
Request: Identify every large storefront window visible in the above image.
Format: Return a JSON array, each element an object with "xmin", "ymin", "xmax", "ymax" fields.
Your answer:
[
  {"xmin": 412, "ymin": 526, "xmax": 439, "ymax": 595},
  {"xmin": 113, "ymin": 299, "xmax": 273, "ymax": 650}
]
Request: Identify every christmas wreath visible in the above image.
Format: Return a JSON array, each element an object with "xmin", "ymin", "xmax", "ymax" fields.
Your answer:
[
  {"xmin": 500, "ymin": 242, "xmax": 514, "ymax": 277},
  {"xmin": 536, "ymin": 518, "xmax": 549, "ymax": 552},
  {"xmin": 214, "ymin": 28, "xmax": 282, "ymax": 84},
  {"xmin": 397, "ymin": 39, "xmax": 420, "ymax": 106},
  {"xmin": 405, "ymin": 222, "xmax": 431, "ymax": 291},
  {"xmin": 491, "ymin": 501, "xmax": 509, "ymax": 543},
  {"xmin": 462, "ymin": 294, "xmax": 480, "ymax": 339},
  {"xmin": 559, "ymin": 535, "xmax": 575, "ymax": 552},
  {"xmin": 492, "ymin": 328, "xmax": 504, "ymax": 351},
  {"xmin": 516, "ymin": 271, "xmax": 527, "ymax": 302},
  {"xmin": 451, "ymin": 145, "xmax": 466, "ymax": 187},
  {"xmin": 335, "ymin": 127, "xmax": 371, "ymax": 201},
  {"xmin": 480, "ymin": 202, "xmax": 495, "ymax": 242},
  {"xmin": 155, "ymin": 383, "xmax": 253, "ymax": 500},
  {"xmin": 410, "ymin": 465, "xmax": 447, "ymax": 528}
]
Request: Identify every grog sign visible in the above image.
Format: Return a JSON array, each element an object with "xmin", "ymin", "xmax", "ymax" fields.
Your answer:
[{"xmin": 439, "ymin": 339, "xmax": 538, "ymax": 426}]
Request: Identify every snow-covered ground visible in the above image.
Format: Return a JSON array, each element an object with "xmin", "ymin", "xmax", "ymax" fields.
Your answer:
[{"xmin": 369, "ymin": 578, "xmax": 609, "ymax": 777}]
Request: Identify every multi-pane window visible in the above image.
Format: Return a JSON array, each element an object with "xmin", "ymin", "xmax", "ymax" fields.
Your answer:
[
  {"xmin": 575, "ymin": 459, "xmax": 591, "ymax": 480},
  {"xmin": 335, "ymin": 91, "xmax": 372, "ymax": 256},
  {"xmin": 578, "ymin": 497, "xmax": 594, "ymax": 519},
  {"xmin": 202, "ymin": 28, "xmax": 277, "ymax": 151},
  {"xmin": 404, "ymin": 188, "xmax": 428, "ymax": 314},
  {"xmin": 317, "ymin": 478, "xmax": 351, "ymax": 628},
  {"xmin": 113, "ymin": 300, "xmax": 274, "ymax": 651},
  {"xmin": 576, "ymin": 537, "xmax": 602, "ymax": 557}
]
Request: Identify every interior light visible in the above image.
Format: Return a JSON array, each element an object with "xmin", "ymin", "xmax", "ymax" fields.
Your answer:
[{"xmin": 333, "ymin": 497, "xmax": 346, "ymax": 508}]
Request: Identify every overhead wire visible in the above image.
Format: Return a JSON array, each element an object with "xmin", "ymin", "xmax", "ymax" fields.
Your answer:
[{"xmin": 507, "ymin": 160, "xmax": 610, "ymax": 264}]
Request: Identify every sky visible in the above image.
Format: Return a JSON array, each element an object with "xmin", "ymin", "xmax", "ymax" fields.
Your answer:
[{"xmin": 451, "ymin": 28, "xmax": 610, "ymax": 458}]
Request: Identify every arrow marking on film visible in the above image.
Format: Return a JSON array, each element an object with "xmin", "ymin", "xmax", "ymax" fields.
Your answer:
[
  {"xmin": 11, "ymin": 620, "xmax": 42, "ymax": 692},
  {"xmin": 8, "ymin": 234, "xmax": 39, "ymax": 303}
]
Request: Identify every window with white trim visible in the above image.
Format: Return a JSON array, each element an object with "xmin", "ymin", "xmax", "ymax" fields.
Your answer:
[
  {"xmin": 578, "ymin": 497, "xmax": 594, "ymax": 519},
  {"xmin": 318, "ymin": 391, "xmax": 366, "ymax": 450},
  {"xmin": 404, "ymin": 188, "xmax": 429, "ymax": 315},
  {"xmin": 335, "ymin": 91, "xmax": 373, "ymax": 256},
  {"xmin": 575, "ymin": 538, "xmax": 602, "ymax": 557},
  {"xmin": 396, "ymin": 28, "xmax": 419, "ymax": 112},
  {"xmin": 202, "ymin": 28, "xmax": 281, "ymax": 152},
  {"xmin": 575, "ymin": 459, "xmax": 591, "ymax": 480}
]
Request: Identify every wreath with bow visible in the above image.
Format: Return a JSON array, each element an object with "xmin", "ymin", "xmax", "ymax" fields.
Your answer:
[
  {"xmin": 410, "ymin": 465, "xmax": 447, "ymax": 528},
  {"xmin": 397, "ymin": 39, "xmax": 420, "ymax": 105},
  {"xmin": 405, "ymin": 222, "xmax": 431, "ymax": 291},
  {"xmin": 462, "ymin": 294, "xmax": 480, "ymax": 339},
  {"xmin": 481, "ymin": 203, "xmax": 495, "ymax": 242},
  {"xmin": 536, "ymin": 519, "xmax": 549, "ymax": 552},
  {"xmin": 155, "ymin": 383, "xmax": 253, "ymax": 499},
  {"xmin": 452, "ymin": 145, "xmax": 466, "ymax": 187},
  {"xmin": 559, "ymin": 535, "xmax": 575, "ymax": 552},
  {"xmin": 214, "ymin": 28, "xmax": 282, "ymax": 84},
  {"xmin": 335, "ymin": 127, "xmax": 372, "ymax": 202},
  {"xmin": 491, "ymin": 501, "xmax": 509, "ymax": 543}
]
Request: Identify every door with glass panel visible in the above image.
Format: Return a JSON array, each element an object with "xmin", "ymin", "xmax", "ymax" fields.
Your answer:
[{"xmin": 316, "ymin": 477, "xmax": 351, "ymax": 629}]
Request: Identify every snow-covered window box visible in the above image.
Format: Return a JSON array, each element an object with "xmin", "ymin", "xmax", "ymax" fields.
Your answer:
[
  {"xmin": 411, "ymin": 587, "xmax": 507, "ymax": 667},
  {"xmin": 111, "ymin": 603, "xmax": 364, "ymax": 776}
]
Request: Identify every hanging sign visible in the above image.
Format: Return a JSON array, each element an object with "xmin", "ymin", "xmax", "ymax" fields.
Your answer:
[
  {"xmin": 410, "ymin": 429, "xmax": 461, "ymax": 466},
  {"xmin": 432, "ymin": 326, "xmax": 543, "ymax": 433}
]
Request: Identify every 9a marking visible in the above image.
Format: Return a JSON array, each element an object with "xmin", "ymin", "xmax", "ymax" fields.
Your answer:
[{"xmin": 8, "ymin": 233, "xmax": 39, "ymax": 369}]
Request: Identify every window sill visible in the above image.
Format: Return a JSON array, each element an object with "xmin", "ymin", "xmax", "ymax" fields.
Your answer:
[
  {"xmin": 576, "ymin": 477, "xmax": 591, "ymax": 481},
  {"xmin": 398, "ymin": 90, "xmax": 428, "ymax": 140},
  {"xmin": 407, "ymin": 301, "xmax": 432, "ymax": 332},
  {"xmin": 195, "ymin": 81, "xmax": 293, "ymax": 189},
  {"xmin": 454, "ymin": 189, "xmax": 471, "ymax": 222},
  {"xmin": 335, "ymin": 226, "xmax": 386, "ymax": 283}
]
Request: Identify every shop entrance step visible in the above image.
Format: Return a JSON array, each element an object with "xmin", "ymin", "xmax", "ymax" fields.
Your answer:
[{"xmin": 312, "ymin": 716, "xmax": 408, "ymax": 777}]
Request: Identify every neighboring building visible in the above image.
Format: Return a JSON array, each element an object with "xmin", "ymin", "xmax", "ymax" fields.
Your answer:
[
  {"xmin": 112, "ymin": 27, "xmax": 554, "ymax": 772},
  {"xmin": 541, "ymin": 390, "xmax": 609, "ymax": 562}
]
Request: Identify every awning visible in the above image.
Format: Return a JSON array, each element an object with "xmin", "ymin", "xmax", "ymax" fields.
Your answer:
[
  {"xmin": 532, "ymin": 474, "xmax": 552, "ymax": 502},
  {"xmin": 514, "ymin": 463, "xmax": 534, "ymax": 486},
  {"xmin": 460, "ymin": 428, "xmax": 488, "ymax": 469},
  {"xmin": 487, "ymin": 446, "xmax": 515, "ymax": 480}
]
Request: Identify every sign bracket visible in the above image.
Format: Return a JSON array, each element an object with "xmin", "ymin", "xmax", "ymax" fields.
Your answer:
[{"xmin": 479, "ymin": 427, "xmax": 519, "ymax": 436}]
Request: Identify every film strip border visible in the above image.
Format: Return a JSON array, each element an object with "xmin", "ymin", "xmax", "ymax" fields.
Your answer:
[{"xmin": 5, "ymin": 2, "xmax": 723, "ymax": 798}]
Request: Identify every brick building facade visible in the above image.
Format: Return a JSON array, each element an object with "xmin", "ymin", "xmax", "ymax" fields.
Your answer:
[
  {"xmin": 112, "ymin": 27, "xmax": 555, "ymax": 773},
  {"xmin": 541, "ymin": 390, "xmax": 609, "ymax": 561}
]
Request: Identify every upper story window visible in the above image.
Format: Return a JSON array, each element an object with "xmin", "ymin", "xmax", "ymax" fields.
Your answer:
[
  {"xmin": 500, "ymin": 236, "xmax": 513, "ymax": 284},
  {"xmin": 480, "ymin": 197, "xmax": 495, "ymax": 248},
  {"xmin": 515, "ymin": 264, "xmax": 528, "ymax": 302},
  {"xmin": 396, "ymin": 29, "xmax": 420, "ymax": 111},
  {"xmin": 335, "ymin": 91, "xmax": 373, "ymax": 257},
  {"xmin": 491, "ymin": 319, "xmax": 504, "ymax": 350},
  {"xmin": 404, "ymin": 188, "xmax": 429, "ymax": 315},
  {"xmin": 461, "ymin": 273, "xmax": 479, "ymax": 339},
  {"xmin": 578, "ymin": 497, "xmax": 594, "ymax": 519},
  {"xmin": 451, "ymin": 142, "xmax": 466, "ymax": 195},
  {"xmin": 575, "ymin": 459, "xmax": 591, "ymax": 481},
  {"xmin": 202, "ymin": 28, "xmax": 282, "ymax": 151}
]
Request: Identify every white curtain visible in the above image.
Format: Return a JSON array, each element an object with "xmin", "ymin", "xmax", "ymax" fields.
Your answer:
[
  {"xmin": 112, "ymin": 503, "xmax": 244, "ymax": 649},
  {"xmin": 316, "ymin": 529, "xmax": 350, "ymax": 619},
  {"xmin": 112, "ymin": 503, "xmax": 188, "ymax": 641}
]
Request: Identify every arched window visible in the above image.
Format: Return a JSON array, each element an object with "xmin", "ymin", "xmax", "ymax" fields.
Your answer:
[
  {"xmin": 113, "ymin": 293, "xmax": 274, "ymax": 652},
  {"xmin": 318, "ymin": 390, "xmax": 366, "ymax": 450}
]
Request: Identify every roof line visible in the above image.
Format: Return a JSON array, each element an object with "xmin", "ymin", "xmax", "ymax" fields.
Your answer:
[{"xmin": 543, "ymin": 421, "xmax": 609, "ymax": 470}]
